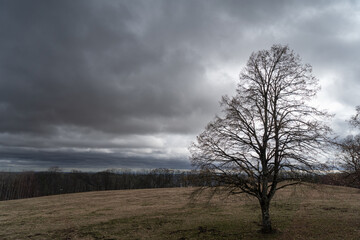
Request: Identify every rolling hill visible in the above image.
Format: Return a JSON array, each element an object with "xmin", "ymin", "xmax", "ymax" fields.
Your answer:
[{"xmin": 1, "ymin": 184, "xmax": 360, "ymax": 239}]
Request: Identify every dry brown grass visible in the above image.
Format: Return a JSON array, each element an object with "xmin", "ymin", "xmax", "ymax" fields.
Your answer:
[{"xmin": 0, "ymin": 184, "xmax": 360, "ymax": 239}]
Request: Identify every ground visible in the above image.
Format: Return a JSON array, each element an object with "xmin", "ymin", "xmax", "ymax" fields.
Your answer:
[{"xmin": 0, "ymin": 184, "xmax": 360, "ymax": 239}]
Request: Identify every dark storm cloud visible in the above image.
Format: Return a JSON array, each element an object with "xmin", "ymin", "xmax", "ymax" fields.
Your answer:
[
  {"xmin": 0, "ymin": 0, "xmax": 359, "ymax": 170},
  {"xmin": 0, "ymin": 0, "xmax": 233, "ymax": 137},
  {"xmin": 0, "ymin": 0, "xmax": 175, "ymax": 135},
  {"xmin": 0, "ymin": 147, "xmax": 190, "ymax": 171}
]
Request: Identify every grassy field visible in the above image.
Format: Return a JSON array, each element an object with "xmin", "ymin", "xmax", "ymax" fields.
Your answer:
[{"xmin": 1, "ymin": 184, "xmax": 360, "ymax": 239}]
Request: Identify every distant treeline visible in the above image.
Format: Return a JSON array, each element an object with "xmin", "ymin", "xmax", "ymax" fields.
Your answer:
[
  {"xmin": 0, "ymin": 168, "xmax": 201, "ymax": 201},
  {"xmin": 317, "ymin": 172, "xmax": 360, "ymax": 189},
  {"xmin": 0, "ymin": 168, "xmax": 359, "ymax": 201}
]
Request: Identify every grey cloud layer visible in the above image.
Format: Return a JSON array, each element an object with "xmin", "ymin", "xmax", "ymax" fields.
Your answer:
[
  {"xmin": 0, "ymin": 147, "xmax": 190, "ymax": 171},
  {"xmin": 0, "ymin": 1, "xmax": 215, "ymax": 136},
  {"xmin": 0, "ymin": 0, "xmax": 359, "ymax": 170}
]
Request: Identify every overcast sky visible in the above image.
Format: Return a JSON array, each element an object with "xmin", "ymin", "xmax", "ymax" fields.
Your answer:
[{"xmin": 0, "ymin": 0, "xmax": 359, "ymax": 171}]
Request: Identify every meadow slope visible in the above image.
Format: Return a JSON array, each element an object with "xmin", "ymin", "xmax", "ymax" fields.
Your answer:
[{"xmin": 1, "ymin": 184, "xmax": 360, "ymax": 239}]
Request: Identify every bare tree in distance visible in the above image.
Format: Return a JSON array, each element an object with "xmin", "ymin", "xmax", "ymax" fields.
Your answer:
[
  {"xmin": 190, "ymin": 44, "xmax": 331, "ymax": 233},
  {"xmin": 337, "ymin": 106, "xmax": 360, "ymax": 186},
  {"xmin": 350, "ymin": 106, "xmax": 360, "ymax": 128}
]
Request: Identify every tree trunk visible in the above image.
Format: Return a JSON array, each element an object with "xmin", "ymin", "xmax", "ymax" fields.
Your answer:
[{"xmin": 260, "ymin": 199, "xmax": 272, "ymax": 233}]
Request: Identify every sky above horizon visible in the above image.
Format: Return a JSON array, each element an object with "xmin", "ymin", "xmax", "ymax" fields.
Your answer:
[{"xmin": 0, "ymin": 0, "xmax": 359, "ymax": 171}]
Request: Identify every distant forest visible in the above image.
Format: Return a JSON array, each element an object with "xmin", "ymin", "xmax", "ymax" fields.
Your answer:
[
  {"xmin": 0, "ymin": 168, "xmax": 358, "ymax": 201},
  {"xmin": 0, "ymin": 168, "xmax": 199, "ymax": 201}
]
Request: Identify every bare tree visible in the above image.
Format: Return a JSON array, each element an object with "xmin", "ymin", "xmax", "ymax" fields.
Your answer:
[
  {"xmin": 337, "ymin": 106, "xmax": 360, "ymax": 186},
  {"xmin": 190, "ymin": 44, "xmax": 331, "ymax": 233},
  {"xmin": 350, "ymin": 106, "xmax": 360, "ymax": 127}
]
